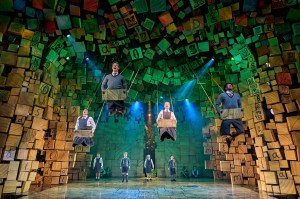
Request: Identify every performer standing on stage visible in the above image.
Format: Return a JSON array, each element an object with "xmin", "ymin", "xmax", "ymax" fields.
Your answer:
[
  {"xmin": 157, "ymin": 102, "xmax": 177, "ymax": 142},
  {"xmin": 73, "ymin": 109, "xmax": 96, "ymax": 147},
  {"xmin": 168, "ymin": 155, "xmax": 177, "ymax": 182},
  {"xmin": 93, "ymin": 152, "xmax": 103, "ymax": 180},
  {"xmin": 215, "ymin": 83, "xmax": 244, "ymax": 146},
  {"xmin": 144, "ymin": 154, "xmax": 154, "ymax": 181},
  {"xmin": 120, "ymin": 152, "xmax": 130, "ymax": 182},
  {"xmin": 101, "ymin": 62, "xmax": 127, "ymax": 115}
]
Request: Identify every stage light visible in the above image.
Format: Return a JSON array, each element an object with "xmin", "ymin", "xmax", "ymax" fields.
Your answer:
[
  {"xmin": 231, "ymin": 57, "xmax": 234, "ymax": 60},
  {"xmin": 211, "ymin": 58, "xmax": 214, "ymax": 61},
  {"xmin": 66, "ymin": 57, "xmax": 70, "ymax": 60},
  {"xmin": 160, "ymin": 96, "xmax": 164, "ymax": 99},
  {"xmin": 185, "ymin": 99, "xmax": 188, "ymax": 101},
  {"xmin": 86, "ymin": 57, "xmax": 89, "ymax": 61},
  {"xmin": 67, "ymin": 34, "xmax": 70, "ymax": 37},
  {"xmin": 148, "ymin": 113, "xmax": 151, "ymax": 117}
]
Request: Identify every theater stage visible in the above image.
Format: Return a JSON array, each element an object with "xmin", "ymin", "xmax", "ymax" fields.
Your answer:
[{"xmin": 22, "ymin": 178, "xmax": 269, "ymax": 199}]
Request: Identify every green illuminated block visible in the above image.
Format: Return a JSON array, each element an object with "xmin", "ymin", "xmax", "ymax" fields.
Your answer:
[
  {"xmin": 162, "ymin": 77, "xmax": 170, "ymax": 85},
  {"xmin": 116, "ymin": 25, "xmax": 126, "ymax": 38},
  {"xmin": 173, "ymin": 78, "xmax": 181, "ymax": 86},
  {"xmin": 144, "ymin": 48, "xmax": 155, "ymax": 60},
  {"xmin": 26, "ymin": 6, "xmax": 36, "ymax": 18},
  {"xmin": 59, "ymin": 49, "xmax": 68, "ymax": 57},
  {"xmin": 134, "ymin": 0, "xmax": 149, "ymax": 13},
  {"xmin": 65, "ymin": 47, "xmax": 75, "ymax": 57},
  {"xmin": 56, "ymin": 15, "xmax": 72, "ymax": 30},
  {"xmin": 174, "ymin": 72, "xmax": 181, "ymax": 78},
  {"xmin": 258, "ymin": 55, "xmax": 268, "ymax": 65},
  {"xmin": 152, "ymin": 69, "xmax": 164, "ymax": 81},
  {"xmin": 189, "ymin": 0, "xmax": 205, "ymax": 9},
  {"xmin": 0, "ymin": 0, "xmax": 13, "ymax": 12},
  {"xmin": 122, "ymin": 69, "xmax": 134, "ymax": 81},
  {"xmin": 26, "ymin": 18, "xmax": 38, "ymax": 30},
  {"xmin": 108, "ymin": 0, "xmax": 121, "ymax": 5},
  {"xmin": 72, "ymin": 17, "xmax": 82, "ymax": 28},
  {"xmin": 240, "ymin": 68, "xmax": 252, "ymax": 80},
  {"xmin": 146, "ymin": 67, "xmax": 153, "ymax": 74},
  {"xmin": 143, "ymin": 18, "xmax": 155, "ymax": 31},
  {"xmin": 86, "ymin": 42, "xmax": 95, "ymax": 52},
  {"xmin": 229, "ymin": 74, "xmax": 239, "ymax": 84},
  {"xmin": 286, "ymin": 8, "xmax": 300, "ymax": 22},
  {"xmin": 157, "ymin": 38, "xmax": 171, "ymax": 52},
  {"xmin": 143, "ymin": 73, "xmax": 152, "ymax": 83},
  {"xmin": 178, "ymin": 11, "xmax": 185, "ymax": 19},
  {"xmin": 46, "ymin": 50, "xmax": 59, "ymax": 62},
  {"xmin": 166, "ymin": 71, "xmax": 173, "ymax": 78},
  {"xmin": 205, "ymin": 11, "xmax": 219, "ymax": 26},
  {"xmin": 233, "ymin": 54, "xmax": 242, "ymax": 64},
  {"xmin": 268, "ymin": 37, "xmax": 278, "ymax": 46},
  {"xmin": 8, "ymin": 44, "xmax": 19, "ymax": 52},
  {"xmin": 198, "ymin": 41, "xmax": 209, "ymax": 52},
  {"xmin": 83, "ymin": 18, "xmax": 99, "ymax": 34},
  {"xmin": 130, "ymin": 47, "xmax": 143, "ymax": 60},
  {"xmin": 128, "ymin": 89, "xmax": 138, "ymax": 99},
  {"xmin": 248, "ymin": 18, "xmax": 256, "ymax": 26},
  {"xmin": 73, "ymin": 42, "xmax": 86, "ymax": 53},
  {"xmin": 110, "ymin": 48, "xmax": 116, "ymax": 54},
  {"xmin": 253, "ymin": 25, "xmax": 263, "ymax": 36},
  {"xmin": 185, "ymin": 43, "xmax": 199, "ymax": 57}
]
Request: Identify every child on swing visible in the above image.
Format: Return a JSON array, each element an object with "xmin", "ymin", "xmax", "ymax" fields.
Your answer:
[{"xmin": 157, "ymin": 102, "xmax": 177, "ymax": 142}]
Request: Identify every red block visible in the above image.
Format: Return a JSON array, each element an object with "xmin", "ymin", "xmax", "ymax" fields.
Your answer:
[
  {"xmin": 83, "ymin": 0, "xmax": 99, "ymax": 13},
  {"xmin": 276, "ymin": 73, "xmax": 293, "ymax": 86},
  {"xmin": 32, "ymin": 0, "xmax": 44, "ymax": 10},
  {"xmin": 44, "ymin": 21, "xmax": 56, "ymax": 33}
]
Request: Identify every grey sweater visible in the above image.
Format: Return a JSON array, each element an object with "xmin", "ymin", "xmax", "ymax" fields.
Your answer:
[
  {"xmin": 215, "ymin": 92, "xmax": 242, "ymax": 113},
  {"xmin": 101, "ymin": 74, "xmax": 127, "ymax": 90}
]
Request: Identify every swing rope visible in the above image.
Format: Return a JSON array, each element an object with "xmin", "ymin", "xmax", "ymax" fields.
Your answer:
[
  {"xmin": 168, "ymin": 89, "xmax": 174, "ymax": 112},
  {"xmin": 127, "ymin": 63, "xmax": 143, "ymax": 93},
  {"xmin": 95, "ymin": 101, "xmax": 106, "ymax": 127},
  {"xmin": 156, "ymin": 84, "xmax": 159, "ymax": 115},
  {"xmin": 206, "ymin": 72, "xmax": 224, "ymax": 92},
  {"xmin": 187, "ymin": 65, "xmax": 217, "ymax": 110}
]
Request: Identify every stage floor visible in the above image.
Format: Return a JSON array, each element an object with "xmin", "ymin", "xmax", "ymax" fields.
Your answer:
[{"xmin": 23, "ymin": 178, "xmax": 271, "ymax": 199}]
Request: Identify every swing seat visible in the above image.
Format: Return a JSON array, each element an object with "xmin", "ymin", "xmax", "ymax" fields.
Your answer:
[
  {"xmin": 102, "ymin": 89, "xmax": 127, "ymax": 101},
  {"xmin": 74, "ymin": 130, "xmax": 93, "ymax": 137},
  {"xmin": 157, "ymin": 119, "xmax": 177, "ymax": 128},
  {"xmin": 220, "ymin": 108, "xmax": 244, "ymax": 120}
]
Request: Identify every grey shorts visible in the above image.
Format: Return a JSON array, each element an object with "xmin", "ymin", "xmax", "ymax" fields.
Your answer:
[{"xmin": 220, "ymin": 119, "xmax": 244, "ymax": 136}]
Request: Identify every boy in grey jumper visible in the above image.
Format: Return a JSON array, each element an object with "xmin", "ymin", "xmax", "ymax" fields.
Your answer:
[
  {"xmin": 215, "ymin": 83, "xmax": 244, "ymax": 146},
  {"xmin": 101, "ymin": 62, "xmax": 127, "ymax": 115}
]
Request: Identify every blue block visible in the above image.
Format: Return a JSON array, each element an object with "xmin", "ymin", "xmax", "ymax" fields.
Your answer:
[{"xmin": 14, "ymin": 0, "xmax": 26, "ymax": 11}]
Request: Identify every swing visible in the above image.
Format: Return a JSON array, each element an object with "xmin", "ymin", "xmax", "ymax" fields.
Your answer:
[
  {"xmin": 157, "ymin": 90, "xmax": 177, "ymax": 128},
  {"xmin": 74, "ymin": 130, "xmax": 93, "ymax": 137},
  {"xmin": 220, "ymin": 108, "xmax": 244, "ymax": 120},
  {"xmin": 101, "ymin": 63, "xmax": 142, "ymax": 101},
  {"xmin": 102, "ymin": 89, "xmax": 127, "ymax": 101}
]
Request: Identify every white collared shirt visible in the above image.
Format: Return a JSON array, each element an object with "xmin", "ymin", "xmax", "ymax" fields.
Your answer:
[
  {"xmin": 75, "ymin": 115, "xmax": 96, "ymax": 132},
  {"xmin": 157, "ymin": 109, "xmax": 176, "ymax": 122}
]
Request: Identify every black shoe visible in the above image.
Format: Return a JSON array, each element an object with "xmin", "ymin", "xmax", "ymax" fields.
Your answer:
[
  {"xmin": 150, "ymin": 179, "xmax": 152, "ymax": 181},
  {"xmin": 126, "ymin": 180, "xmax": 128, "ymax": 182},
  {"xmin": 173, "ymin": 179, "xmax": 176, "ymax": 181},
  {"xmin": 147, "ymin": 179, "xmax": 149, "ymax": 181},
  {"xmin": 225, "ymin": 137, "xmax": 232, "ymax": 148},
  {"xmin": 122, "ymin": 180, "xmax": 124, "ymax": 182}
]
